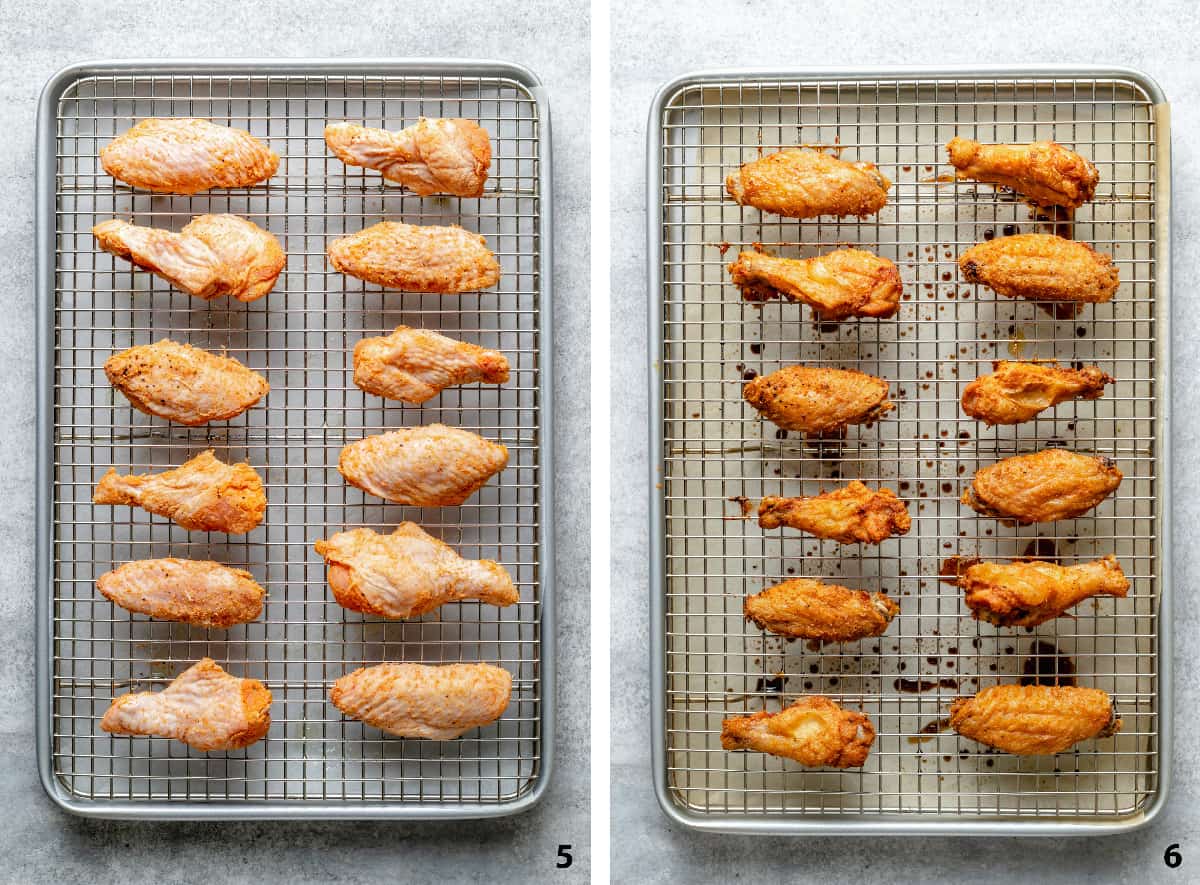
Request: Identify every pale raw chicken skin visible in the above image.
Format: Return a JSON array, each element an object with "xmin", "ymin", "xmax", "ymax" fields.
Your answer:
[
  {"xmin": 327, "ymin": 222, "xmax": 500, "ymax": 293},
  {"xmin": 325, "ymin": 118, "xmax": 491, "ymax": 196},
  {"xmin": 97, "ymin": 558, "xmax": 265, "ymax": 627},
  {"xmin": 353, "ymin": 326, "xmax": 510, "ymax": 403}
]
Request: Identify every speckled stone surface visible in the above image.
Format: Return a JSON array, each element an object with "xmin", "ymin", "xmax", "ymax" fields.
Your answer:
[
  {"xmin": 611, "ymin": 1, "xmax": 1197, "ymax": 881},
  {"xmin": 0, "ymin": 2, "xmax": 589, "ymax": 882}
]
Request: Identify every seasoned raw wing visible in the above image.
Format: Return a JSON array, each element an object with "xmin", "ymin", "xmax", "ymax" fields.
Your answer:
[
  {"xmin": 962, "ymin": 361, "xmax": 1113, "ymax": 425},
  {"xmin": 962, "ymin": 449, "xmax": 1122, "ymax": 524},
  {"xmin": 100, "ymin": 658, "xmax": 271, "ymax": 751},
  {"xmin": 949, "ymin": 684, "xmax": 1120, "ymax": 755},
  {"xmin": 721, "ymin": 696, "xmax": 875, "ymax": 768},
  {"xmin": 327, "ymin": 222, "xmax": 500, "ymax": 293},
  {"xmin": 353, "ymin": 326, "xmax": 509, "ymax": 404},
  {"xmin": 330, "ymin": 662, "xmax": 511, "ymax": 740},
  {"xmin": 104, "ymin": 339, "xmax": 269, "ymax": 425},
  {"xmin": 946, "ymin": 137, "xmax": 1099, "ymax": 209},
  {"xmin": 324, "ymin": 118, "xmax": 491, "ymax": 196},
  {"xmin": 959, "ymin": 234, "xmax": 1119, "ymax": 304},
  {"xmin": 338, "ymin": 424, "xmax": 508, "ymax": 506},
  {"xmin": 97, "ymin": 558, "xmax": 264, "ymax": 627},
  {"xmin": 960, "ymin": 555, "xmax": 1128, "ymax": 627},
  {"xmin": 743, "ymin": 365, "xmax": 893, "ymax": 433},
  {"xmin": 744, "ymin": 578, "xmax": 898, "ymax": 642},
  {"xmin": 758, "ymin": 482, "xmax": 910, "ymax": 544},
  {"xmin": 313, "ymin": 523, "xmax": 517, "ymax": 619},
  {"xmin": 93, "ymin": 450, "xmax": 266, "ymax": 534},
  {"xmin": 727, "ymin": 248, "xmax": 902, "ymax": 319},
  {"xmin": 100, "ymin": 118, "xmax": 278, "ymax": 194},
  {"xmin": 726, "ymin": 149, "xmax": 890, "ymax": 219},
  {"xmin": 93, "ymin": 215, "xmax": 285, "ymax": 302}
]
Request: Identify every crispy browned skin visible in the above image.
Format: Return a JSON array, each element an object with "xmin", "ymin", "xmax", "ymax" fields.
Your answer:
[
  {"xmin": 324, "ymin": 119, "xmax": 491, "ymax": 197},
  {"xmin": 353, "ymin": 326, "xmax": 509, "ymax": 404},
  {"xmin": 946, "ymin": 137, "xmax": 1099, "ymax": 209},
  {"xmin": 949, "ymin": 684, "xmax": 1120, "ymax": 755},
  {"xmin": 721, "ymin": 696, "xmax": 875, "ymax": 767},
  {"xmin": 327, "ymin": 222, "xmax": 500, "ymax": 293},
  {"xmin": 962, "ymin": 361, "xmax": 1114, "ymax": 426},
  {"xmin": 758, "ymin": 482, "xmax": 910, "ymax": 544},
  {"xmin": 97, "ymin": 558, "xmax": 265, "ymax": 627},
  {"xmin": 727, "ymin": 248, "xmax": 902, "ymax": 319},
  {"xmin": 100, "ymin": 119, "xmax": 278, "ymax": 194},
  {"xmin": 962, "ymin": 449, "xmax": 1122, "ymax": 524},
  {"xmin": 960, "ymin": 555, "xmax": 1128, "ymax": 627},
  {"xmin": 959, "ymin": 234, "xmax": 1119, "ymax": 304},
  {"xmin": 743, "ymin": 365, "xmax": 893, "ymax": 433},
  {"xmin": 725, "ymin": 149, "xmax": 891, "ymax": 219},
  {"xmin": 744, "ymin": 578, "xmax": 898, "ymax": 642},
  {"xmin": 93, "ymin": 450, "xmax": 266, "ymax": 534}
]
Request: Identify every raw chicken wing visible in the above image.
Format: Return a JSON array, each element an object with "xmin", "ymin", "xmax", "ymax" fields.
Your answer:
[
  {"xmin": 946, "ymin": 137, "xmax": 1099, "ymax": 209},
  {"xmin": 962, "ymin": 360, "xmax": 1113, "ymax": 425},
  {"xmin": 721, "ymin": 696, "xmax": 875, "ymax": 767},
  {"xmin": 962, "ymin": 449, "xmax": 1122, "ymax": 523},
  {"xmin": 743, "ymin": 365, "xmax": 893, "ymax": 433},
  {"xmin": 328, "ymin": 222, "xmax": 500, "ymax": 293},
  {"xmin": 949, "ymin": 684, "xmax": 1120, "ymax": 755},
  {"xmin": 325, "ymin": 118, "xmax": 491, "ymax": 196},
  {"xmin": 758, "ymin": 482, "xmax": 910, "ymax": 544},
  {"xmin": 959, "ymin": 234, "xmax": 1119, "ymax": 304},
  {"xmin": 960, "ymin": 555, "xmax": 1128, "ymax": 627},
  {"xmin": 97, "ymin": 558, "xmax": 264, "ymax": 627},
  {"xmin": 744, "ymin": 578, "xmax": 898, "ymax": 643},
  {"xmin": 726, "ymin": 149, "xmax": 890, "ymax": 219},
  {"xmin": 353, "ymin": 326, "xmax": 509, "ymax": 404},
  {"xmin": 727, "ymin": 248, "xmax": 902, "ymax": 319}
]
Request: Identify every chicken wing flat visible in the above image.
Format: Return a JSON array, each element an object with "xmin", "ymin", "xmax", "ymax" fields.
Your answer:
[
  {"xmin": 962, "ymin": 449, "xmax": 1122, "ymax": 524},
  {"xmin": 725, "ymin": 149, "xmax": 891, "ymax": 219},
  {"xmin": 744, "ymin": 578, "xmax": 898, "ymax": 643},
  {"xmin": 104, "ymin": 339, "xmax": 269, "ymax": 426},
  {"xmin": 962, "ymin": 360, "xmax": 1114, "ymax": 426},
  {"xmin": 960, "ymin": 555, "xmax": 1128, "ymax": 627},
  {"xmin": 97, "ymin": 558, "xmax": 264, "ymax": 628},
  {"xmin": 743, "ymin": 365, "xmax": 893, "ymax": 433},
  {"xmin": 93, "ymin": 450, "xmax": 266, "ymax": 534},
  {"xmin": 338, "ymin": 424, "xmax": 508, "ymax": 506},
  {"xmin": 100, "ymin": 658, "xmax": 271, "ymax": 751},
  {"xmin": 93, "ymin": 215, "xmax": 285, "ymax": 302},
  {"xmin": 100, "ymin": 118, "xmax": 278, "ymax": 194},
  {"xmin": 727, "ymin": 248, "xmax": 902, "ymax": 319},
  {"xmin": 758, "ymin": 482, "xmax": 910, "ymax": 544},
  {"xmin": 327, "ymin": 222, "xmax": 500, "ymax": 293},
  {"xmin": 946, "ymin": 137, "xmax": 1099, "ymax": 209},
  {"xmin": 949, "ymin": 684, "xmax": 1120, "ymax": 755},
  {"xmin": 959, "ymin": 234, "xmax": 1119, "ymax": 304},
  {"xmin": 314, "ymin": 523, "xmax": 517, "ymax": 619},
  {"xmin": 721, "ymin": 696, "xmax": 875, "ymax": 768},
  {"xmin": 353, "ymin": 326, "xmax": 510, "ymax": 404},
  {"xmin": 324, "ymin": 119, "xmax": 491, "ymax": 197},
  {"xmin": 330, "ymin": 662, "xmax": 511, "ymax": 740}
]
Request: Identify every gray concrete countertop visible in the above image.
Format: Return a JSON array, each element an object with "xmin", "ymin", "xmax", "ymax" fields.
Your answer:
[
  {"xmin": 612, "ymin": 1, "xmax": 1197, "ymax": 881},
  {"xmin": 0, "ymin": 2, "xmax": 589, "ymax": 883}
]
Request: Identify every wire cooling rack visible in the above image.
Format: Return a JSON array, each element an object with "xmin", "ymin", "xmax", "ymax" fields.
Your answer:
[
  {"xmin": 648, "ymin": 68, "xmax": 1170, "ymax": 834},
  {"xmin": 36, "ymin": 60, "xmax": 553, "ymax": 819}
]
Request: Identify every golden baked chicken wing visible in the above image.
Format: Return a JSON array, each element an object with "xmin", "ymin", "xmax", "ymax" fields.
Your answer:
[
  {"xmin": 100, "ymin": 118, "xmax": 278, "ymax": 194},
  {"xmin": 330, "ymin": 662, "xmax": 511, "ymax": 740},
  {"xmin": 327, "ymin": 222, "xmax": 500, "ymax": 293},
  {"xmin": 743, "ymin": 365, "xmax": 893, "ymax": 433},
  {"xmin": 727, "ymin": 248, "xmax": 902, "ymax": 319},
  {"xmin": 959, "ymin": 234, "xmax": 1118, "ymax": 304},
  {"xmin": 946, "ymin": 137, "xmax": 1099, "ymax": 209},
  {"xmin": 721, "ymin": 696, "xmax": 875, "ymax": 767},
  {"xmin": 100, "ymin": 658, "xmax": 271, "ymax": 751},
  {"xmin": 97, "ymin": 558, "xmax": 264, "ymax": 627},
  {"xmin": 93, "ymin": 450, "xmax": 266, "ymax": 534},
  {"xmin": 962, "ymin": 360, "xmax": 1113, "ymax": 426},
  {"xmin": 949, "ymin": 684, "xmax": 1120, "ymax": 755},
  {"xmin": 744, "ymin": 578, "xmax": 898, "ymax": 643},
  {"xmin": 726, "ymin": 148, "xmax": 890, "ymax": 219},
  {"xmin": 353, "ymin": 325, "xmax": 509, "ymax": 404},
  {"xmin": 758, "ymin": 481, "xmax": 910, "ymax": 544},
  {"xmin": 962, "ymin": 449, "xmax": 1122, "ymax": 523},
  {"xmin": 959, "ymin": 555, "xmax": 1128, "ymax": 627},
  {"xmin": 324, "ymin": 118, "xmax": 491, "ymax": 197},
  {"xmin": 93, "ymin": 215, "xmax": 284, "ymax": 302}
]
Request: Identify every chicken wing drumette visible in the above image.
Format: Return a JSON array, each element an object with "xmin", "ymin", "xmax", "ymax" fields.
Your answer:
[
  {"xmin": 744, "ymin": 578, "xmax": 898, "ymax": 643},
  {"xmin": 725, "ymin": 149, "xmax": 891, "ymax": 219},
  {"xmin": 946, "ymin": 137, "xmax": 1099, "ymax": 209},
  {"xmin": 949, "ymin": 684, "xmax": 1120, "ymax": 755},
  {"xmin": 959, "ymin": 234, "xmax": 1119, "ymax": 305},
  {"xmin": 327, "ymin": 222, "xmax": 500, "ymax": 293},
  {"xmin": 962, "ymin": 361, "xmax": 1114, "ymax": 425},
  {"xmin": 721, "ymin": 696, "xmax": 875, "ymax": 767},
  {"xmin": 959, "ymin": 555, "xmax": 1129, "ymax": 627},
  {"xmin": 962, "ymin": 449, "xmax": 1122, "ymax": 523},
  {"xmin": 324, "ymin": 118, "xmax": 491, "ymax": 197},
  {"xmin": 743, "ymin": 366, "xmax": 893, "ymax": 433},
  {"xmin": 727, "ymin": 248, "xmax": 902, "ymax": 319},
  {"xmin": 353, "ymin": 326, "xmax": 509, "ymax": 404},
  {"xmin": 97, "ymin": 558, "xmax": 265, "ymax": 627},
  {"xmin": 758, "ymin": 482, "xmax": 910, "ymax": 544}
]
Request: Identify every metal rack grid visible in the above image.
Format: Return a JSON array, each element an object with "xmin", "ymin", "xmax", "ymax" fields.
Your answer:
[
  {"xmin": 649, "ymin": 69, "xmax": 1170, "ymax": 833},
  {"xmin": 37, "ymin": 60, "xmax": 552, "ymax": 818}
]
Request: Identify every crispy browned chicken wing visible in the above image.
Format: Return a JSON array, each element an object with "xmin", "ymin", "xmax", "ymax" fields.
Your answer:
[
  {"xmin": 327, "ymin": 222, "xmax": 500, "ymax": 293},
  {"xmin": 744, "ymin": 578, "xmax": 898, "ymax": 643},
  {"xmin": 959, "ymin": 555, "xmax": 1128, "ymax": 627},
  {"xmin": 726, "ymin": 149, "xmax": 891, "ymax": 219},
  {"xmin": 353, "ymin": 326, "xmax": 509, "ymax": 404},
  {"xmin": 962, "ymin": 361, "xmax": 1114, "ymax": 426},
  {"xmin": 949, "ymin": 684, "xmax": 1120, "ymax": 755},
  {"xmin": 324, "ymin": 119, "xmax": 491, "ymax": 197},
  {"xmin": 97, "ymin": 558, "xmax": 264, "ymax": 627},
  {"xmin": 962, "ymin": 449, "xmax": 1122, "ymax": 523},
  {"xmin": 758, "ymin": 482, "xmax": 911, "ymax": 544},
  {"xmin": 743, "ymin": 365, "xmax": 893, "ymax": 433},
  {"xmin": 721, "ymin": 696, "xmax": 875, "ymax": 767},
  {"xmin": 959, "ymin": 234, "xmax": 1119, "ymax": 304},
  {"xmin": 727, "ymin": 248, "xmax": 902, "ymax": 319},
  {"xmin": 946, "ymin": 137, "xmax": 1099, "ymax": 209},
  {"xmin": 100, "ymin": 118, "xmax": 278, "ymax": 194}
]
